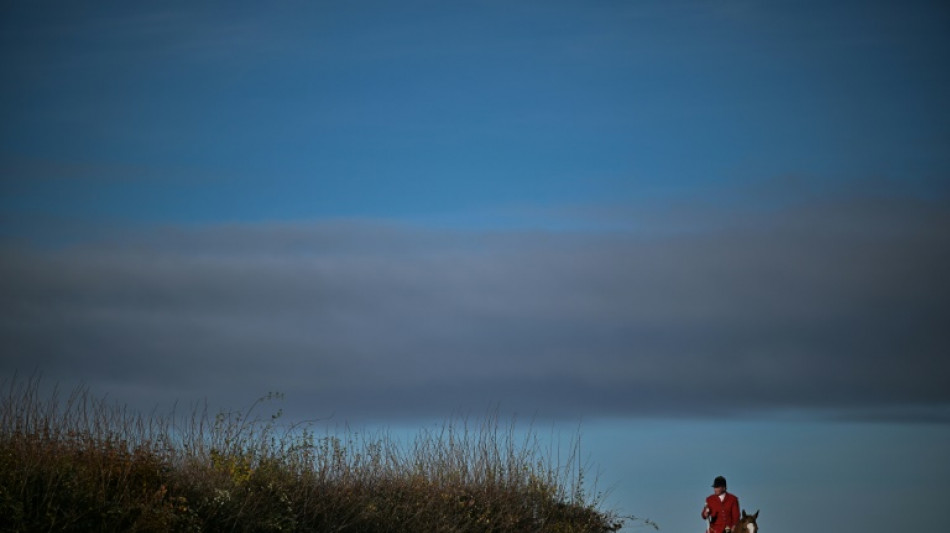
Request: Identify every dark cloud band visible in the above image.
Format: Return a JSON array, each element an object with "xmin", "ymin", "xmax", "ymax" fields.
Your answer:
[{"xmin": 2, "ymin": 193, "xmax": 948, "ymax": 422}]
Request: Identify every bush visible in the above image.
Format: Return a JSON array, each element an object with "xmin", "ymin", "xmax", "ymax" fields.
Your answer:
[{"xmin": 0, "ymin": 377, "xmax": 631, "ymax": 532}]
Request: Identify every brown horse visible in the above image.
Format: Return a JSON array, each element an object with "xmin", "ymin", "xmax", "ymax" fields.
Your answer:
[{"xmin": 735, "ymin": 509, "xmax": 759, "ymax": 533}]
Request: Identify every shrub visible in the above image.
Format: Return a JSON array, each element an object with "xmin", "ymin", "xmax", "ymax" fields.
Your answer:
[{"xmin": 0, "ymin": 376, "xmax": 633, "ymax": 532}]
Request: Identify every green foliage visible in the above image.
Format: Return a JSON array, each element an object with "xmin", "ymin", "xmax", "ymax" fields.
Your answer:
[{"xmin": 0, "ymin": 377, "xmax": 634, "ymax": 532}]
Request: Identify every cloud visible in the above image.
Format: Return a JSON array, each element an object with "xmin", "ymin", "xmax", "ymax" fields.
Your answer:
[{"xmin": 2, "ymin": 192, "xmax": 948, "ymax": 422}]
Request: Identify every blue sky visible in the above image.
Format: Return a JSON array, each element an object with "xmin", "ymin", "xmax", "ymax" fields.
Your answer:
[{"xmin": 2, "ymin": 1, "xmax": 949, "ymax": 531}]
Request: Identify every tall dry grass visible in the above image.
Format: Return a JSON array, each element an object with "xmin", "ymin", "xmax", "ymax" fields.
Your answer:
[{"xmin": 0, "ymin": 376, "xmax": 633, "ymax": 532}]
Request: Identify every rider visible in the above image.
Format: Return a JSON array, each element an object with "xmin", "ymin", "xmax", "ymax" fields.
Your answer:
[{"xmin": 701, "ymin": 476, "xmax": 740, "ymax": 533}]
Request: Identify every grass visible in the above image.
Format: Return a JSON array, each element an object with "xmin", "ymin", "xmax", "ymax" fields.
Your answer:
[{"xmin": 0, "ymin": 376, "xmax": 638, "ymax": 532}]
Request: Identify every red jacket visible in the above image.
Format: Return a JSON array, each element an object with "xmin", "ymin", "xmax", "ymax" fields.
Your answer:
[{"xmin": 702, "ymin": 492, "xmax": 740, "ymax": 533}]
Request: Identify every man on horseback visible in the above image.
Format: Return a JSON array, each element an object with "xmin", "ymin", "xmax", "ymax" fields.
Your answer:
[{"xmin": 701, "ymin": 476, "xmax": 740, "ymax": 533}]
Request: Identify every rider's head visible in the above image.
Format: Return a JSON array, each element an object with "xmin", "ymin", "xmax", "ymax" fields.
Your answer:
[{"xmin": 712, "ymin": 476, "xmax": 727, "ymax": 494}]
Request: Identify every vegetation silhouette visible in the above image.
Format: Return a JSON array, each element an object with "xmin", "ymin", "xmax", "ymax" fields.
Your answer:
[{"xmin": 0, "ymin": 376, "xmax": 649, "ymax": 532}]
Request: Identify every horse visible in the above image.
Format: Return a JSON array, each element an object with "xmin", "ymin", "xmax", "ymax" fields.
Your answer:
[{"xmin": 735, "ymin": 509, "xmax": 759, "ymax": 533}]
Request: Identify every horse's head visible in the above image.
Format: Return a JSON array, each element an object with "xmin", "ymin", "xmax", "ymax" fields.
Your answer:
[{"xmin": 738, "ymin": 509, "xmax": 759, "ymax": 533}]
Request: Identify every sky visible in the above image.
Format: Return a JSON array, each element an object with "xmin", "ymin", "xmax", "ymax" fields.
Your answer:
[{"xmin": 2, "ymin": 1, "xmax": 949, "ymax": 531}]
